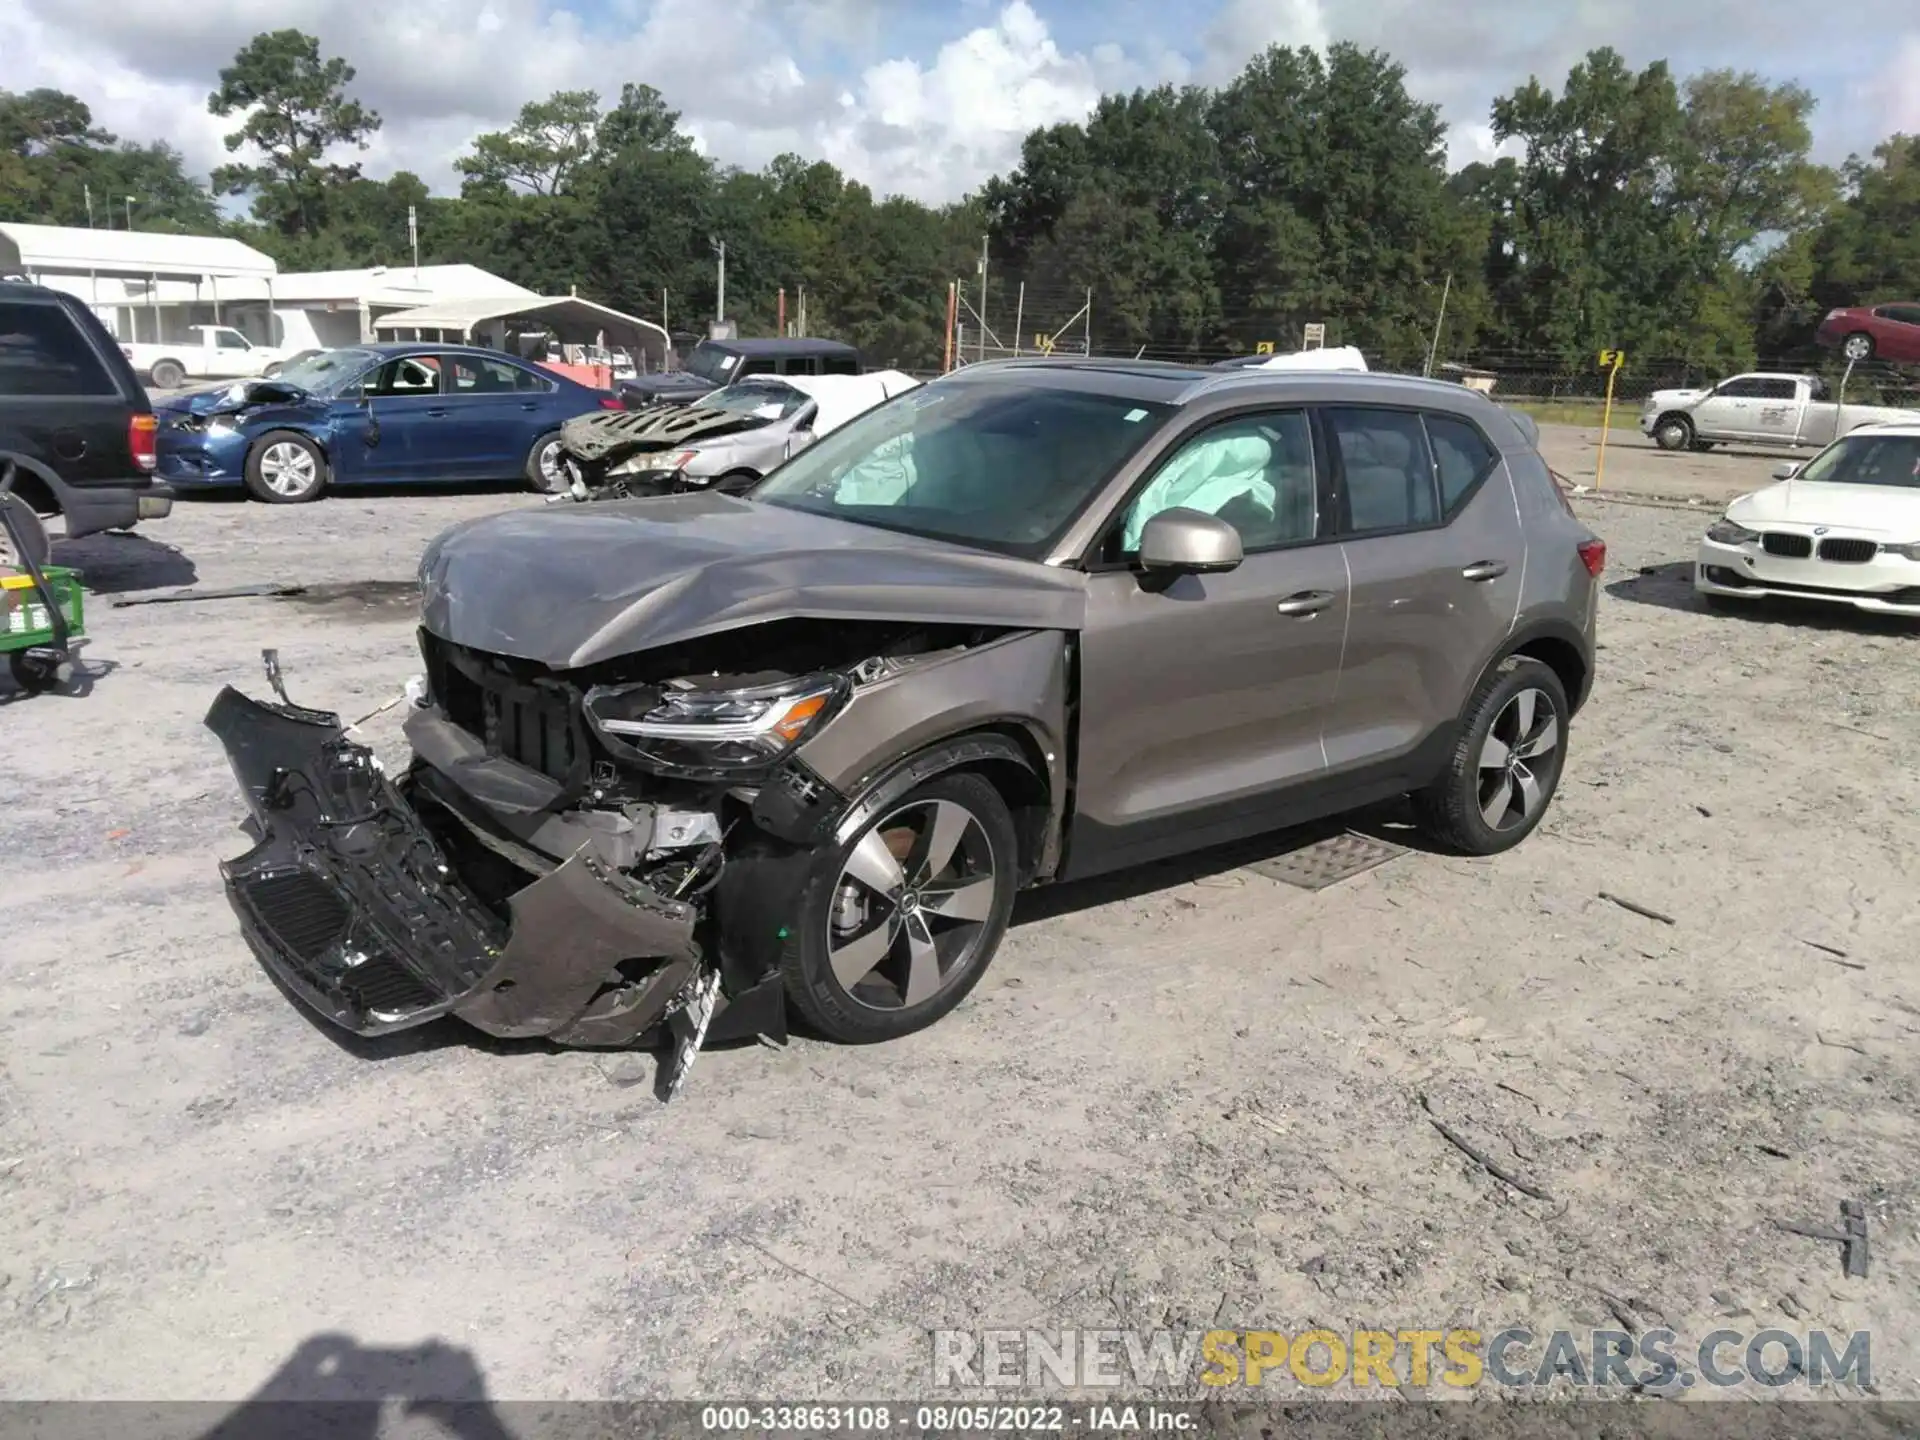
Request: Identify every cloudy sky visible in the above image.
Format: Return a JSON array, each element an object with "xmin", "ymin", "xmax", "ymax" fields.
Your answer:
[{"xmin": 4, "ymin": 0, "xmax": 1918, "ymax": 205}]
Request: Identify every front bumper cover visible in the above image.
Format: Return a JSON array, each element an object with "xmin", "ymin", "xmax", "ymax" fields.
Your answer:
[{"xmin": 205, "ymin": 684, "xmax": 704, "ymax": 1048}]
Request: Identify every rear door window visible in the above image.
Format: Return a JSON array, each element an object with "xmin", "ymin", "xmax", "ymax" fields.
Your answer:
[
  {"xmin": 820, "ymin": 354, "xmax": 860, "ymax": 375},
  {"xmin": 444, "ymin": 355, "xmax": 526, "ymax": 394},
  {"xmin": 1324, "ymin": 407, "xmax": 1441, "ymax": 535},
  {"xmin": 0, "ymin": 300, "xmax": 119, "ymax": 397},
  {"xmin": 737, "ymin": 357, "xmax": 776, "ymax": 377},
  {"xmin": 1715, "ymin": 377, "xmax": 1766, "ymax": 399},
  {"xmin": 1756, "ymin": 378, "xmax": 1799, "ymax": 401}
]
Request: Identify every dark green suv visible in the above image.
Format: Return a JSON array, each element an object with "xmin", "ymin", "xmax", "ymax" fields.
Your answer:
[{"xmin": 0, "ymin": 279, "xmax": 173, "ymax": 565}]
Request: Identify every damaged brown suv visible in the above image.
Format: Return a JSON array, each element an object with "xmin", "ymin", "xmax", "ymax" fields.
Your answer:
[{"xmin": 207, "ymin": 358, "xmax": 1602, "ymax": 1095}]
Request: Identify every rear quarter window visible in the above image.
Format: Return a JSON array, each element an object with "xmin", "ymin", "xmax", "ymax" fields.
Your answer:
[
  {"xmin": 1424, "ymin": 413, "xmax": 1499, "ymax": 513},
  {"xmin": 0, "ymin": 301, "xmax": 119, "ymax": 398}
]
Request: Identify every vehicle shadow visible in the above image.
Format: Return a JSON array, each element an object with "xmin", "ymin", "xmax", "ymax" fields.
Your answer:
[
  {"xmin": 196, "ymin": 1333, "xmax": 518, "ymax": 1440},
  {"xmin": 51, "ymin": 530, "xmax": 198, "ymax": 592},
  {"xmin": 1608, "ymin": 562, "xmax": 1920, "ymax": 633},
  {"xmin": 0, "ymin": 654, "xmax": 119, "ymax": 705}
]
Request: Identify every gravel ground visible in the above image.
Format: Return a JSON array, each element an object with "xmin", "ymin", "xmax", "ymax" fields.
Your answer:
[{"xmin": 1, "ymin": 433, "xmax": 1915, "ymax": 1408}]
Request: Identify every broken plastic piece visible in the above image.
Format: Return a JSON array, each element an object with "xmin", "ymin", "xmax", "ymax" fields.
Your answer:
[{"xmin": 663, "ymin": 968, "xmax": 721, "ymax": 1100}]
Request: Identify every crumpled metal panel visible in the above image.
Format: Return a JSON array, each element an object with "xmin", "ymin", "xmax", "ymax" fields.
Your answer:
[{"xmin": 560, "ymin": 403, "xmax": 758, "ymax": 463}]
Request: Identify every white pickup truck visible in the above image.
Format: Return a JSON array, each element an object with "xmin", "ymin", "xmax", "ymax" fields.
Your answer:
[
  {"xmin": 1641, "ymin": 371, "xmax": 1920, "ymax": 453},
  {"xmin": 120, "ymin": 325, "xmax": 287, "ymax": 391}
]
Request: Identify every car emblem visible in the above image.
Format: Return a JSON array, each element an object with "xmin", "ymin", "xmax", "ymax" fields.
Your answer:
[{"xmin": 1813, "ymin": 526, "xmax": 1829, "ymax": 535}]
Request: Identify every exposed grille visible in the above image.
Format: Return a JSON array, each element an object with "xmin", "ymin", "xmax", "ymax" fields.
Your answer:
[
  {"xmin": 422, "ymin": 632, "xmax": 580, "ymax": 785},
  {"xmin": 240, "ymin": 872, "xmax": 349, "ymax": 964},
  {"xmin": 1762, "ymin": 532, "xmax": 1813, "ymax": 558},
  {"xmin": 486, "ymin": 689, "xmax": 578, "ymax": 782},
  {"xmin": 340, "ymin": 956, "xmax": 439, "ymax": 1016},
  {"xmin": 1818, "ymin": 537, "xmax": 1876, "ymax": 564}
]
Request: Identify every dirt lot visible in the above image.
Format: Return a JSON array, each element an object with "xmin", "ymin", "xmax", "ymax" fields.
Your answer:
[{"xmin": 1, "ymin": 429, "xmax": 1914, "ymax": 1406}]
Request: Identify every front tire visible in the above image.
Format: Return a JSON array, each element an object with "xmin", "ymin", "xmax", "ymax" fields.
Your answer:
[
  {"xmin": 779, "ymin": 770, "xmax": 1018, "ymax": 1044},
  {"xmin": 1412, "ymin": 656, "xmax": 1569, "ymax": 856},
  {"xmin": 245, "ymin": 430, "xmax": 328, "ymax": 503},
  {"xmin": 1842, "ymin": 332, "xmax": 1874, "ymax": 362},
  {"xmin": 1653, "ymin": 415, "xmax": 1693, "ymax": 451}
]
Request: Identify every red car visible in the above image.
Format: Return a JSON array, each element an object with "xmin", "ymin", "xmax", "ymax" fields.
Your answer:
[{"xmin": 1816, "ymin": 303, "xmax": 1920, "ymax": 364}]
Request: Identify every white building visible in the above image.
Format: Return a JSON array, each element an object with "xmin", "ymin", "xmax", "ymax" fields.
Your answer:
[
  {"xmin": 0, "ymin": 222, "xmax": 280, "ymax": 345},
  {"xmin": 236, "ymin": 263, "xmax": 543, "ymax": 354}
]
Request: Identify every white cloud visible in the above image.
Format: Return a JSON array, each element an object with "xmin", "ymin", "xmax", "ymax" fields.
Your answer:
[{"xmin": 1, "ymin": 0, "xmax": 1915, "ymax": 210}]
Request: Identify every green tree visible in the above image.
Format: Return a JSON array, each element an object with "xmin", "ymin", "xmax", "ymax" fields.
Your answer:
[
  {"xmin": 0, "ymin": 88, "xmax": 219, "ymax": 231},
  {"xmin": 456, "ymin": 90, "xmax": 600, "ymax": 197},
  {"xmin": 207, "ymin": 30, "xmax": 382, "ymax": 240}
]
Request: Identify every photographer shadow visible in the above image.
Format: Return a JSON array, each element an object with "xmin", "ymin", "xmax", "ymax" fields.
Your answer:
[{"xmin": 200, "ymin": 1334, "xmax": 518, "ymax": 1440}]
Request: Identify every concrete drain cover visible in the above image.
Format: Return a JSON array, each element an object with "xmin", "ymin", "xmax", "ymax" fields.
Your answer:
[{"xmin": 1244, "ymin": 831, "xmax": 1407, "ymax": 890}]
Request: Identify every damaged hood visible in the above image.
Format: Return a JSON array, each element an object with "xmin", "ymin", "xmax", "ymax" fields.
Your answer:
[
  {"xmin": 155, "ymin": 379, "xmax": 317, "ymax": 419},
  {"xmin": 417, "ymin": 492, "xmax": 1088, "ymax": 669},
  {"xmin": 561, "ymin": 401, "xmax": 766, "ymax": 464}
]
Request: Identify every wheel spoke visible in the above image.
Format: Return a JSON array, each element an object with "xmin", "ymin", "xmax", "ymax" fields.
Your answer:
[
  {"xmin": 915, "ymin": 800, "xmax": 973, "ymax": 883},
  {"xmin": 1479, "ymin": 732, "xmax": 1511, "ymax": 770},
  {"xmin": 1510, "ymin": 688, "xmax": 1536, "ymax": 739},
  {"xmin": 829, "ymin": 917, "xmax": 897, "ymax": 990},
  {"xmin": 1513, "ymin": 763, "xmax": 1542, "ymax": 819},
  {"xmin": 900, "ymin": 913, "xmax": 941, "ymax": 1006},
  {"xmin": 920, "ymin": 876, "xmax": 995, "ymax": 923},
  {"xmin": 1480, "ymin": 774, "xmax": 1514, "ymax": 829},
  {"xmin": 843, "ymin": 828, "xmax": 905, "ymax": 897},
  {"xmin": 1515, "ymin": 715, "xmax": 1558, "ymax": 761}
]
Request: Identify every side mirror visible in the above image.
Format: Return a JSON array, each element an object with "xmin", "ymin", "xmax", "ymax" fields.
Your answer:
[
  {"xmin": 1773, "ymin": 461, "xmax": 1800, "ymax": 480},
  {"xmin": 1136, "ymin": 509, "xmax": 1243, "ymax": 577}
]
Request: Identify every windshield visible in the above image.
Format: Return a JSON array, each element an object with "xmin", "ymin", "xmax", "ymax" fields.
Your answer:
[
  {"xmin": 1798, "ymin": 432, "xmax": 1920, "ymax": 488},
  {"xmin": 683, "ymin": 342, "xmax": 740, "ymax": 383},
  {"xmin": 704, "ymin": 381, "xmax": 809, "ymax": 422},
  {"xmin": 751, "ymin": 379, "xmax": 1177, "ymax": 558},
  {"xmin": 277, "ymin": 347, "xmax": 380, "ymax": 396}
]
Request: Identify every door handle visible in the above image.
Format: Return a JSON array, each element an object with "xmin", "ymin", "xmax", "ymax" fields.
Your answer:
[
  {"xmin": 1461, "ymin": 560, "xmax": 1508, "ymax": 582},
  {"xmin": 425, "ymin": 407, "xmax": 448, "ymax": 418},
  {"xmin": 1275, "ymin": 590, "xmax": 1336, "ymax": 617},
  {"xmin": 520, "ymin": 401, "xmax": 539, "ymax": 411}
]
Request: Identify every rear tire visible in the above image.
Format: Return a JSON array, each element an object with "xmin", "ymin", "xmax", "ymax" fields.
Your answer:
[
  {"xmin": 1653, "ymin": 415, "xmax": 1693, "ymax": 451},
  {"xmin": 525, "ymin": 431, "xmax": 566, "ymax": 493},
  {"xmin": 8, "ymin": 651, "xmax": 59, "ymax": 695},
  {"xmin": 1842, "ymin": 332, "xmax": 1874, "ymax": 362},
  {"xmin": 0, "ymin": 493, "xmax": 51, "ymax": 571},
  {"xmin": 778, "ymin": 770, "xmax": 1018, "ymax": 1044},
  {"xmin": 150, "ymin": 360, "xmax": 185, "ymax": 390},
  {"xmin": 1411, "ymin": 656, "xmax": 1569, "ymax": 856},
  {"xmin": 244, "ymin": 430, "xmax": 328, "ymax": 503}
]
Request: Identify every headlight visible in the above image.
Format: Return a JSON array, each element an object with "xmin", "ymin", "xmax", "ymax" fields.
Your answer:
[
  {"xmin": 583, "ymin": 672, "xmax": 846, "ymax": 776},
  {"xmin": 1881, "ymin": 541, "xmax": 1920, "ymax": 560},
  {"xmin": 1706, "ymin": 518, "xmax": 1760, "ymax": 545}
]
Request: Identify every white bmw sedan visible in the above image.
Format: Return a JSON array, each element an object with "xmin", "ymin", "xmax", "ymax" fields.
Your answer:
[{"xmin": 1695, "ymin": 424, "xmax": 1920, "ymax": 616}]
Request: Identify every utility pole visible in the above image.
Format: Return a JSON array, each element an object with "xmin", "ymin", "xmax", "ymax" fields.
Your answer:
[
  {"xmin": 124, "ymin": 196, "xmax": 136, "ymax": 230},
  {"xmin": 714, "ymin": 239, "xmax": 727, "ymax": 328},
  {"xmin": 84, "ymin": 185, "xmax": 94, "ymax": 229},
  {"xmin": 408, "ymin": 205, "xmax": 420, "ymax": 279},
  {"xmin": 1424, "ymin": 273, "xmax": 1453, "ymax": 378},
  {"xmin": 978, "ymin": 235, "xmax": 989, "ymax": 363}
]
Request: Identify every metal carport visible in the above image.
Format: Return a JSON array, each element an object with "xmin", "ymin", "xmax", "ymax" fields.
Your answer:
[{"xmin": 372, "ymin": 294, "xmax": 669, "ymax": 370}]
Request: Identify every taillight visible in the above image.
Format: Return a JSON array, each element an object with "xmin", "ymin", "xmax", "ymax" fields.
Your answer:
[
  {"xmin": 599, "ymin": 394, "xmax": 624, "ymax": 410},
  {"xmin": 129, "ymin": 412, "xmax": 158, "ymax": 472},
  {"xmin": 1578, "ymin": 538, "xmax": 1607, "ymax": 577}
]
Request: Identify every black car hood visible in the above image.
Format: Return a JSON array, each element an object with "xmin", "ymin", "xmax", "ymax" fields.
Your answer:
[
  {"xmin": 417, "ymin": 492, "xmax": 1088, "ymax": 669},
  {"xmin": 618, "ymin": 373, "xmax": 717, "ymax": 400}
]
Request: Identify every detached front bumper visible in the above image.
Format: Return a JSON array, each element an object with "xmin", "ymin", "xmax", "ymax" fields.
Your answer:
[{"xmin": 205, "ymin": 685, "xmax": 703, "ymax": 1046}]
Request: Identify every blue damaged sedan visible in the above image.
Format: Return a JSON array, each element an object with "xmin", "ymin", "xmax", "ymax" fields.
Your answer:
[{"xmin": 153, "ymin": 343, "xmax": 624, "ymax": 503}]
